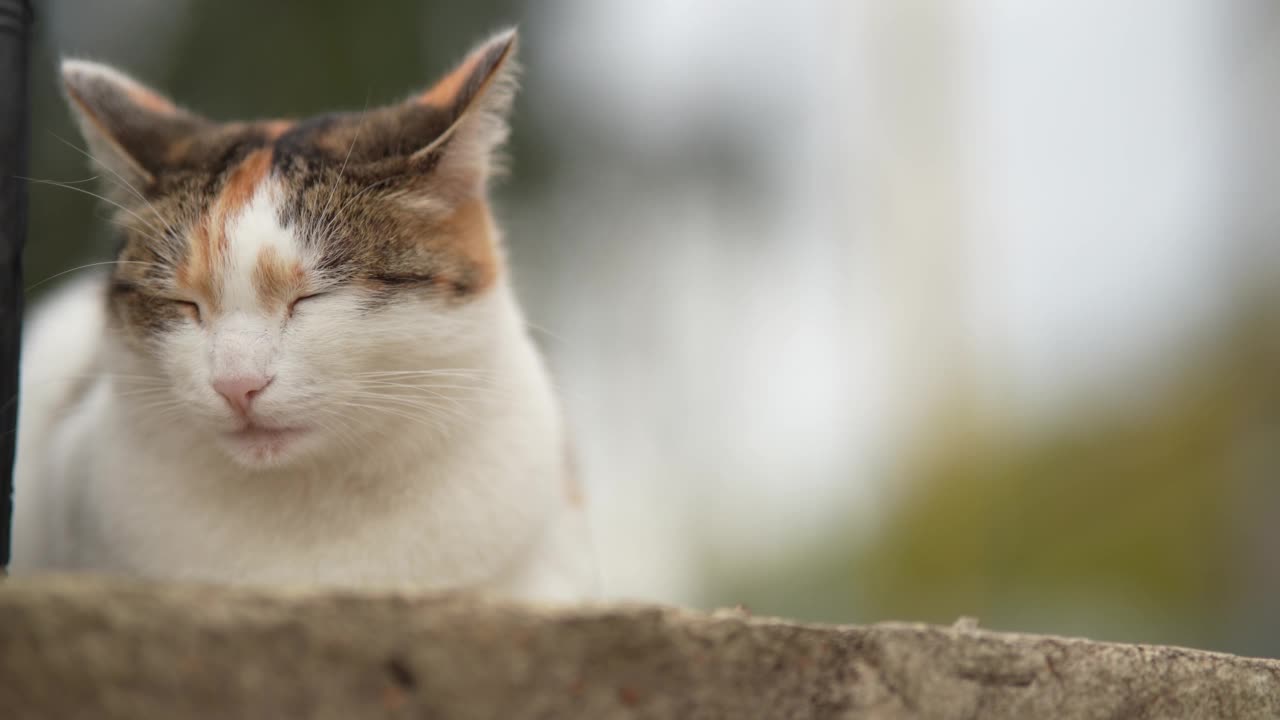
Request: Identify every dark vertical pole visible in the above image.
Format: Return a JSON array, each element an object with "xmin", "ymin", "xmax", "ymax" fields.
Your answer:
[{"xmin": 0, "ymin": 0, "xmax": 32, "ymax": 569}]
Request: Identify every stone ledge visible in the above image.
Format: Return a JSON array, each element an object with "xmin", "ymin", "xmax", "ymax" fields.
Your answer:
[{"xmin": 1, "ymin": 576, "xmax": 1277, "ymax": 719}]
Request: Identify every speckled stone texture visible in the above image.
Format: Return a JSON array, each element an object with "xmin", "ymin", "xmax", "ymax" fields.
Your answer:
[{"xmin": 1, "ymin": 576, "xmax": 1278, "ymax": 719}]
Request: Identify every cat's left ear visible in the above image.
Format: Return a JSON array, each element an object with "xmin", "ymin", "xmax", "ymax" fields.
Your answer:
[
  {"xmin": 405, "ymin": 28, "xmax": 519, "ymax": 195},
  {"xmin": 61, "ymin": 59, "xmax": 210, "ymax": 188}
]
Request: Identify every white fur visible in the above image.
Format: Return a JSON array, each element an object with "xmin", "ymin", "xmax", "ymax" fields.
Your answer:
[{"xmin": 11, "ymin": 185, "xmax": 594, "ymax": 602}]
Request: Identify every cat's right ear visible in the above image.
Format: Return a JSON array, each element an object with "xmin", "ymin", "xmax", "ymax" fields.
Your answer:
[{"xmin": 61, "ymin": 59, "xmax": 210, "ymax": 188}]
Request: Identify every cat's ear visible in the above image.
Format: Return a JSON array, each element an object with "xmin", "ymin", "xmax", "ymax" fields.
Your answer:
[
  {"xmin": 61, "ymin": 59, "xmax": 210, "ymax": 188},
  {"xmin": 404, "ymin": 28, "xmax": 519, "ymax": 195}
]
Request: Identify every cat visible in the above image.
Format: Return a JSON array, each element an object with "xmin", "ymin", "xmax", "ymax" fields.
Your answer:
[{"xmin": 9, "ymin": 28, "xmax": 594, "ymax": 601}]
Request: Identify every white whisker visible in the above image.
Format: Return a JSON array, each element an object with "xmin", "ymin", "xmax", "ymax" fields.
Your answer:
[
  {"xmin": 21, "ymin": 175, "xmax": 171, "ymax": 241},
  {"xmin": 26, "ymin": 260, "xmax": 164, "ymax": 292},
  {"xmin": 47, "ymin": 131, "xmax": 182, "ymax": 240}
]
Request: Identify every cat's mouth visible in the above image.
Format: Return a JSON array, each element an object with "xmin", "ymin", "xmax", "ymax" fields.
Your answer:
[
  {"xmin": 226, "ymin": 422, "xmax": 309, "ymax": 446},
  {"xmin": 220, "ymin": 422, "xmax": 312, "ymax": 466}
]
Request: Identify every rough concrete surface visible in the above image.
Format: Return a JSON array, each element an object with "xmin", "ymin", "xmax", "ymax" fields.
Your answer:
[{"xmin": 1, "ymin": 576, "xmax": 1278, "ymax": 719}]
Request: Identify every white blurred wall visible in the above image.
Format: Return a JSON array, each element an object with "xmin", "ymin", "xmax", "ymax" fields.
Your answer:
[{"xmin": 519, "ymin": 0, "xmax": 1275, "ymax": 604}]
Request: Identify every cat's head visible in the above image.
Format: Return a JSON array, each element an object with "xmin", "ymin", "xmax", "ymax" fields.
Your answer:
[{"xmin": 61, "ymin": 30, "xmax": 522, "ymax": 469}]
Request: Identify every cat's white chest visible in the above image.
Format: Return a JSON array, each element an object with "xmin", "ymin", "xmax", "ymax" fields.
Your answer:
[{"xmin": 67, "ymin": 393, "xmax": 579, "ymax": 595}]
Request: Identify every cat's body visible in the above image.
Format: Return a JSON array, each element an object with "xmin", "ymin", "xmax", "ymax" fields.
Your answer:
[{"xmin": 10, "ymin": 30, "xmax": 593, "ymax": 600}]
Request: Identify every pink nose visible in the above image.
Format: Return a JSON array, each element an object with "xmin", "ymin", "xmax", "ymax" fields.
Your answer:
[{"xmin": 212, "ymin": 375, "xmax": 272, "ymax": 416}]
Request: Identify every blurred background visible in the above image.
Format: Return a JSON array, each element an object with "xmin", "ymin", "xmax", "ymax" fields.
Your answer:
[{"xmin": 22, "ymin": 0, "xmax": 1280, "ymax": 656}]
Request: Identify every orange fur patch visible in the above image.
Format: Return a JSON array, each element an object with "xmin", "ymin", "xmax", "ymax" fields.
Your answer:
[
  {"xmin": 253, "ymin": 245, "xmax": 306, "ymax": 309},
  {"xmin": 437, "ymin": 199, "xmax": 499, "ymax": 294},
  {"xmin": 417, "ymin": 51, "xmax": 485, "ymax": 108},
  {"xmin": 176, "ymin": 148, "xmax": 275, "ymax": 311},
  {"xmin": 261, "ymin": 120, "xmax": 293, "ymax": 140},
  {"xmin": 125, "ymin": 85, "xmax": 177, "ymax": 115},
  {"xmin": 416, "ymin": 34, "xmax": 513, "ymax": 111},
  {"xmin": 177, "ymin": 221, "xmax": 216, "ymax": 308},
  {"xmin": 216, "ymin": 149, "xmax": 273, "ymax": 222}
]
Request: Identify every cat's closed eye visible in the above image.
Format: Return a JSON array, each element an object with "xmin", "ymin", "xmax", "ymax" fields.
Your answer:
[
  {"xmin": 288, "ymin": 292, "xmax": 327, "ymax": 315},
  {"xmin": 171, "ymin": 299, "xmax": 201, "ymax": 323}
]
